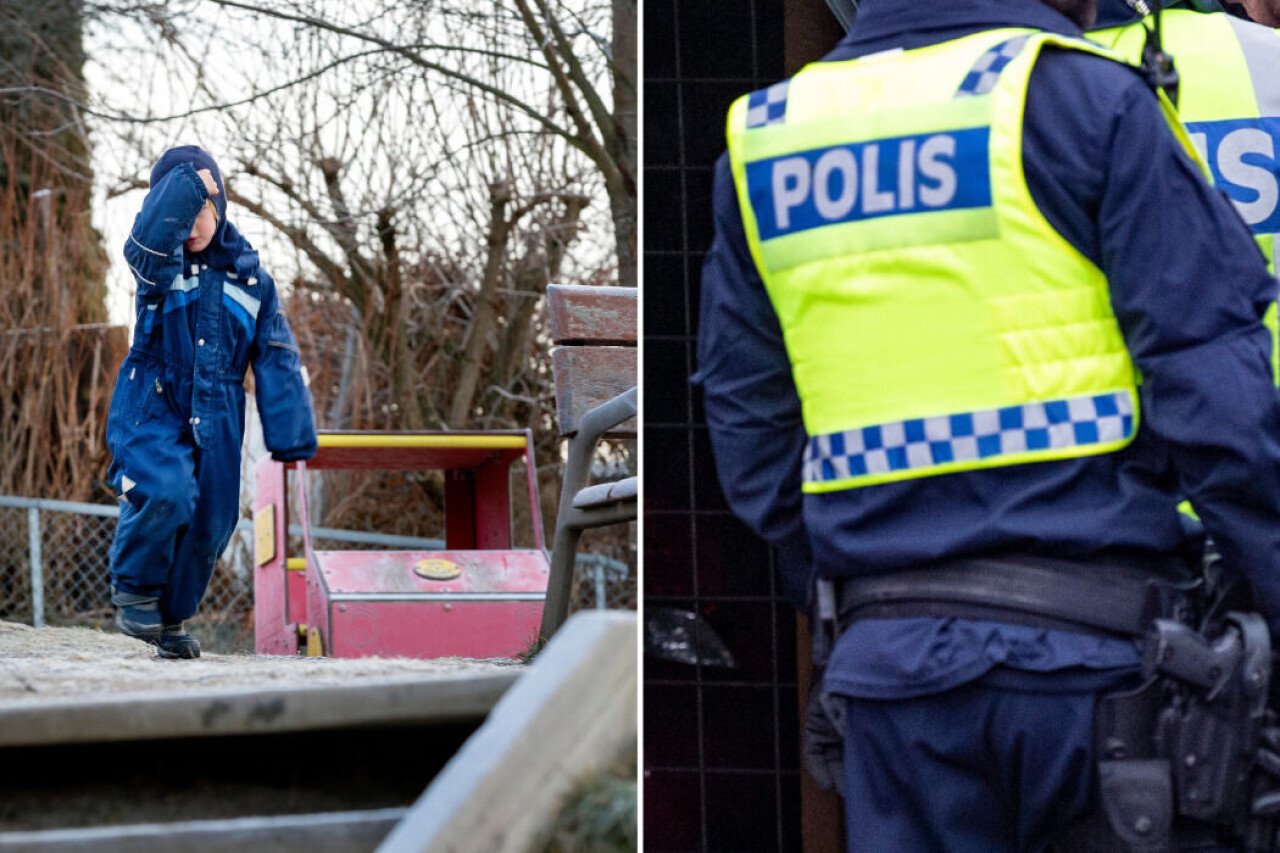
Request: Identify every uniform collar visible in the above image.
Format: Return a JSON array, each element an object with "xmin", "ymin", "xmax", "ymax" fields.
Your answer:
[
  {"xmin": 838, "ymin": 0, "xmax": 1084, "ymax": 53},
  {"xmin": 1091, "ymin": 0, "xmax": 1224, "ymax": 29}
]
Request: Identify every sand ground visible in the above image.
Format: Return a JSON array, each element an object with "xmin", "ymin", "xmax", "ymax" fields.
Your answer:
[{"xmin": 0, "ymin": 620, "xmax": 516, "ymax": 703}]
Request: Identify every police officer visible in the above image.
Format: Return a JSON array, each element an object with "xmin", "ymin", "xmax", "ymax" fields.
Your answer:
[
  {"xmin": 1092, "ymin": 1, "xmax": 1280, "ymax": 382},
  {"xmin": 696, "ymin": 0, "xmax": 1280, "ymax": 849}
]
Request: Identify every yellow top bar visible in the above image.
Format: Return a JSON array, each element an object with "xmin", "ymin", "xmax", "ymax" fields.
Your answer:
[{"xmin": 317, "ymin": 434, "xmax": 527, "ymax": 450}]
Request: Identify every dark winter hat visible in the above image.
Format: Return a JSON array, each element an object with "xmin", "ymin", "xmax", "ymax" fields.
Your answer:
[{"xmin": 148, "ymin": 144, "xmax": 251, "ymax": 271}]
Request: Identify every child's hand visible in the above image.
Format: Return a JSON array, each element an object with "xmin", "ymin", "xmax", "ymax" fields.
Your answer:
[{"xmin": 197, "ymin": 168, "xmax": 219, "ymax": 197}]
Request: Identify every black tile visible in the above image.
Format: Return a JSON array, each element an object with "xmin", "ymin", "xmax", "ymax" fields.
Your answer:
[
  {"xmin": 645, "ymin": 426, "xmax": 690, "ymax": 512},
  {"xmin": 753, "ymin": 0, "xmax": 787, "ymax": 80},
  {"xmin": 645, "ymin": 0, "xmax": 678, "ymax": 80},
  {"xmin": 645, "ymin": 168, "xmax": 685, "ymax": 252},
  {"xmin": 645, "ymin": 513, "xmax": 695, "ymax": 598},
  {"xmin": 778, "ymin": 686, "xmax": 800, "ymax": 771},
  {"xmin": 694, "ymin": 513, "xmax": 771, "ymax": 598},
  {"xmin": 684, "ymin": 168, "xmax": 716, "ymax": 253},
  {"xmin": 692, "ymin": 428, "xmax": 728, "ymax": 513},
  {"xmin": 645, "ymin": 683, "xmax": 701, "ymax": 770},
  {"xmin": 646, "ymin": 82, "xmax": 681, "ymax": 167},
  {"xmin": 704, "ymin": 771, "xmax": 780, "ymax": 851},
  {"xmin": 779, "ymin": 771, "xmax": 805, "ymax": 851},
  {"xmin": 644, "ymin": 252, "xmax": 688, "ymax": 337},
  {"xmin": 644, "ymin": 769, "xmax": 703, "ymax": 852},
  {"xmin": 646, "ymin": 338, "xmax": 691, "ymax": 425},
  {"xmin": 701, "ymin": 685, "xmax": 778, "ymax": 770},
  {"xmin": 678, "ymin": 1, "xmax": 756, "ymax": 80},
  {"xmin": 691, "ymin": 249, "xmax": 711, "ymax": 350},
  {"xmin": 776, "ymin": 605, "xmax": 798, "ymax": 682},
  {"xmin": 698, "ymin": 599, "xmax": 776, "ymax": 683},
  {"xmin": 687, "ymin": 252, "xmax": 707, "ymax": 340},
  {"xmin": 642, "ymin": 0, "xmax": 799, "ymax": 847},
  {"xmin": 644, "ymin": 252, "xmax": 688, "ymax": 338},
  {"xmin": 691, "ymin": 379, "xmax": 707, "ymax": 429},
  {"xmin": 681, "ymin": 82, "xmax": 748, "ymax": 169},
  {"xmin": 646, "ymin": 653, "xmax": 701, "ymax": 684}
]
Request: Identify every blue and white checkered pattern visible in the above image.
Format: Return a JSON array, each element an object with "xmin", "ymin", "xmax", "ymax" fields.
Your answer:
[
  {"xmin": 955, "ymin": 36, "xmax": 1030, "ymax": 98},
  {"xmin": 746, "ymin": 81, "xmax": 791, "ymax": 129},
  {"xmin": 804, "ymin": 391, "xmax": 1136, "ymax": 485}
]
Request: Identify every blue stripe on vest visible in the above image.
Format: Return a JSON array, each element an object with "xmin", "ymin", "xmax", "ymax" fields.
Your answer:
[
  {"xmin": 746, "ymin": 80, "xmax": 790, "ymax": 129},
  {"xmin": 1184, "ymin": 117, "xmax": 1280, "ymax": 234},
  {"xmin": 804, "ymin": 391, "xmax": 1135, "ymax": 484},
  {"xmin": 745, "ymin": 127, "xmax": 993, "ymax": 241},
  {"xmin": 956, "ymin": 35, "xmax": 1030, "ymax": 97}
]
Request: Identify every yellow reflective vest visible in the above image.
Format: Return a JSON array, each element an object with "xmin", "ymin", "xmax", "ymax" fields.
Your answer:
[
  {"xmin": 1094, "ymin": 10, "xmax": 1280, "ymax": 380},
  {"xmin": 726, "ymin": 28, "xmax": 1201, "ymax": 493}
]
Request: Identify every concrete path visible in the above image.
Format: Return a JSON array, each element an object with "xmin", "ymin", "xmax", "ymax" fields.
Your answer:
[{"xmin": 380, "ymin": 610, "xmax": 637, "ymax": 852}]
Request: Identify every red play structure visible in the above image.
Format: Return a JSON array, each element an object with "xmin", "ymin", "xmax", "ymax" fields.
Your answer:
[{"xmin": 253, "ymin": 431, "xmax": 548, "ymax": 658}]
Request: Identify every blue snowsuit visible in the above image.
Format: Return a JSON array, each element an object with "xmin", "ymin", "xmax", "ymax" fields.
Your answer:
[{"xmin": 106, "ymin": 146, "xmax": 317, "ymax": 624}]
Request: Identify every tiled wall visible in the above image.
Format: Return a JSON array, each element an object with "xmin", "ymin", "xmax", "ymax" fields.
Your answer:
[{"xmin": 642, "ymin": 1, "xmax": 800, "ymax": 849}]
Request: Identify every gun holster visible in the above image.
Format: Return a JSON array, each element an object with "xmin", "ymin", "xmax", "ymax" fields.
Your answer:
[
  {"xmin": 1062, "ymin": 612, "xmax": 1275, "ymax": 852},
  {"xmin": 1056, "ymin": 677, "xmax": 1178, "ymax": 852}
]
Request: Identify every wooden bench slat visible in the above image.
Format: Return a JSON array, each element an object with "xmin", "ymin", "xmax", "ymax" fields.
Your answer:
[
  {"xmin": 551, "ymin": 347, "xmax": 637, "ymax": 437},
  {"xmin": 571, "ymin": 476, "xmax": 638, "ymax": 509},
  {"xmin": 547, "ymin": 284, "xmax": 638, "ymax": 345}
]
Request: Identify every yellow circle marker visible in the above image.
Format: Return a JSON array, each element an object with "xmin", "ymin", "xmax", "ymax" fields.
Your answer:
[{"xmin": 415, "ymin": 558, "xmax": 461, "ymax": 581}]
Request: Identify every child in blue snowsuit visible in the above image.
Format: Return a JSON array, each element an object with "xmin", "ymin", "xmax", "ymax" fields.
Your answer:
[{"xmin": 107, "ymin": 145, "xmax": 317, "ymax": 658}]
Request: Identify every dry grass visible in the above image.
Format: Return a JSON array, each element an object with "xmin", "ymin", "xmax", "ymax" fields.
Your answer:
[{"xmin": 544, "ymin": 755, "xmax": 638, "ymax": 853}]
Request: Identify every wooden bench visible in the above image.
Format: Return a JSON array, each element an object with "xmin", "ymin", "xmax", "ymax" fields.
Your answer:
[{"xmin": 539, "ymin": 283, "xmax": 638, "ymax": 639}]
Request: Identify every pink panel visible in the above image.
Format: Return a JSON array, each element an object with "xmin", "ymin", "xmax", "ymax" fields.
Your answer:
[
  {"xmin": 313, "ymin": 550, "xmax": 549, "ymax": 596},
  {"xmin": 522, "ymin": 431, "xmax": 546, "ymax": 552},
  {"xmin": 310, "ymin": 549, "xmax": 550, "ymax": 659},
  {"xmin": 445, "ymin": 471, "xmax": 477, "ymax": 550},
  {"xmin": 474, "ymin": 460, "xmax": 511, "ymax": 549},
  {"xmin": 306, "ymin": 553, "xmax": 330, "ymax": 653},
  {"xmin": 286, "ymin": 570, "xmax": 307, "ymax": 626},
  {"xmin": 253, "ymin": 457, "xmax": 296, "ymax": 655},
  {"xmin": 328, "ymin": 600, "xmax": 545, "ymax": 659}
]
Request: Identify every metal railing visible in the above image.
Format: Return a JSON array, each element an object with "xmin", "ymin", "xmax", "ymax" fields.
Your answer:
[{"xmin": 0, "ymin": 495, "xmax": 631, "ymax": 652}]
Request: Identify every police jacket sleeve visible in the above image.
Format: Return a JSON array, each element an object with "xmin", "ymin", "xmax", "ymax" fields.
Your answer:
[
  {"xmin": 249, "ymin": 272, "xmax": 319, "ymax": 462},
  {"xmin": 122, "ymin": 164, "xmax": 208, "ymax": 297},
  {"xmin": 694, "ymin": 154, "xmax": 814, "ymax": 611},
  {"xmin": 1092, "ymin": 71, "xmax": 1280, "ymax": 630}
]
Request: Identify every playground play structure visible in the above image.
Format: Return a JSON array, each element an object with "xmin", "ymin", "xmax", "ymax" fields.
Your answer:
[
  {"xmin": 253, "ymin": 431, "xmax": 549, "ymax": 659},
  {"xmin": 253, "ymin": 283, "xmax": 636, "ymax": 661}
]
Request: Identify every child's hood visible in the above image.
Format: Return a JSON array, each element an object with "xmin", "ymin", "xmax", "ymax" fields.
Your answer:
[{"xmin": 150, "ymin": 145, "xmax": 258, "ymax": 275}]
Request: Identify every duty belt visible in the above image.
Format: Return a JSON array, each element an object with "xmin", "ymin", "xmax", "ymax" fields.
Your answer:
[{"xmin": 821, "ymin": 554, "xmax": 1199, "ymax": 643}]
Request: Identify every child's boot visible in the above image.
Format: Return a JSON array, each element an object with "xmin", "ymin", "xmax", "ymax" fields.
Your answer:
[
  {"xmin": 115, "ymin": 601, "xmax": 163, "ymax": 642},
  {"xmin": 156, "ymin": 623, "xmax": 201, "ymax": 659}
]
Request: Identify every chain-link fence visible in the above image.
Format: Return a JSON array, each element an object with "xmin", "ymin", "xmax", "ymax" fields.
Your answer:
[
  {"xmin": 0, "ymin": 497, "xmax": 259, "ymax": 653},
  {"xmin": 0, "ymin": 496, "xmax": 634, "ymax": 654}
]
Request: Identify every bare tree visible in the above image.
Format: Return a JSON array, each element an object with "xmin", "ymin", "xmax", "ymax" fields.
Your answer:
[
  {"xmin": 64, "ymin": 1, "xmax": 627, "ymax": 549},
  {"xmin": 0, "ymin": 0, "xmax": 120, "ymax": 504}
]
